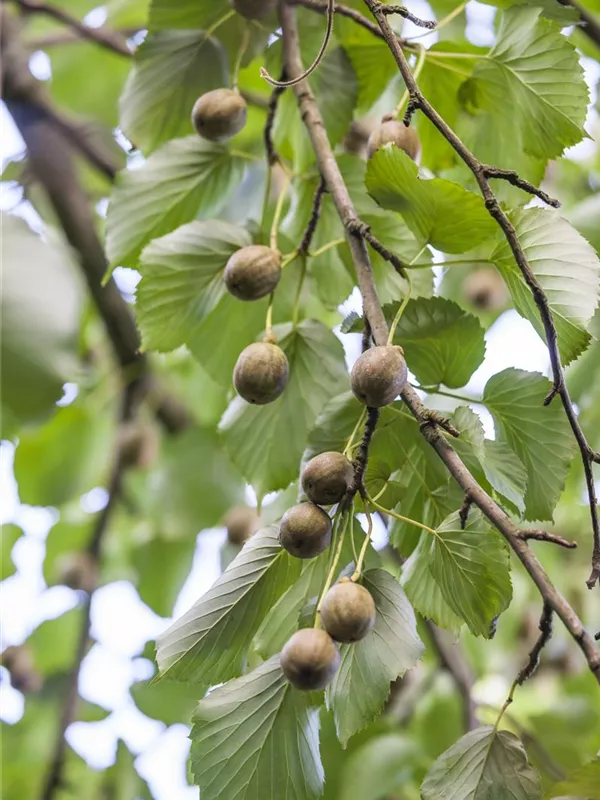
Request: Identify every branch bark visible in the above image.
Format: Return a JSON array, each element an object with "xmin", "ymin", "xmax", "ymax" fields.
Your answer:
[
  {"xmin": 362, "ymin": 0, "xmax": 600, "ymax": 590},
  {"xmin": 280, "ymin": 0, "xmax": 600, "ymax": 683}
]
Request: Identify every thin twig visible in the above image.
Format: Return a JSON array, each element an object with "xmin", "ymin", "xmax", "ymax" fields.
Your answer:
[
  {"xmin": 557, "ymin": 0, "xmax": 600, "ymax": 49},
  {"xmin": 371, "ymin": 1, "xmax": 436, "ymax": 28},
  {"xmin": 280, "ymin": 0, "xmax": 600, "ymax": 683},
  {"xmin": 25, "ymin": 25, "xmax": 141, "ymax": 49},
  {"xmin": 40, "ymin": 379, "xmax": 143, "ymax": 800},
  {"xmin": 362, "ymin": 0, "xmax": 600, "ymax": 590},
  {"xmin": 520, "ymin": 529, "xmax": 577, "ymax": 549},
  {"xmin": 425, "ymin": 620, "xmax": 477, "ymax": 731},
  {"xmin": 483, "ymin": 166, "xmax": 560, "ymax": 208},
  {"xmin": 515, "ymin": 602, "xmax": 554, "ymax": 687},
  {"xmin": 347, "ymin": 219, "xmax": 408, "ymax": 278},
  {"xmin": 6, "ymin": 0, "xmax": 133, "ymax": 56},
  {"xmin": 291, "ymin": 0, "xmax": 410, "ymax": 47},
  {"xmin": 351, "ymin": 407, "xmax": 380, "ymax": 494},
  {"xmin": 458, "ymin": 492, "xmax": 472, "ymax": 530},
  {"xmin": 298, "ymin": 176, "xmax": 327, "ymax": 255},
  {"xmin": 264, "ymin": 75, "xmax": 286, "ymax": 166}
]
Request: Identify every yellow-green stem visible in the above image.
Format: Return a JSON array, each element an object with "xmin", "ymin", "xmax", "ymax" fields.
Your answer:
[
  {"xmin": 310, "ymin": 238, "xmax": 346, "ymax": 258},
  {"xmin": 315, "ymin": 513, "xmax": 349, "ymax": 626},
  {"xmin": 270, "ymin": 173, "xmax": 291, "ymax": 251},
  {"xmin": 292, "ymin": 256, "xmax": 307, "ymax": 327},
  {"xmin": 393, "ymin": 44, "xmax": 426, "ymax": 119},
  {"xmin": 265, "ymin": 294, "xmax": 274, "ymax": 340},
  {"xmin": 232, "ymin": 26, "xmax": 250, "ymax": 90},
  {"xmin": 343, "ymin": 408, "xmax": 367, "ymax": 458},
  {"xmin": 350, "ymin": 508, "xmax": 372, "ymax": 581},
  {"xmin": 387, "ymin": 270, "xmax": 412, "ymax": 343},
  {"xmin": 367, "ymin": 493, "xmax": 437, "ymax": 536}
]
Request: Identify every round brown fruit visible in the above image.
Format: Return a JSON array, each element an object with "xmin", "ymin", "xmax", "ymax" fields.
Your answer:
[
  {"xmin": 464, "ymin": 267, "xmax": 509, "ymax": 311},
  {"xmin": 301, "ymin": 451, "xmax": 354, "ymax": 506},
  {"xmin": 350, "ymin": 345, "xmax": 407, "ymax": 407},
  {"xmin": 280, "ymin": 628, "xmax": 341, "ymax": 690},
  {"xmin": 231, "ymin": 0, "xmax": 277, "ymax": 18},
  {"xmin": 233, "ymin": 342, "xmax": 289, "ymax": 404},
  {"xmin": 224, "ymin": 245, "xmax": 281, "ymax": 301},
  {"xmin": 1, "ymin": 645, "xmax": 43, "ymax": 693},
  {"xmin": 320, "ymin": 580, "xmax": 376, "ymax": 643},
  {"xmin": 343, "ymin": 118, "xmax": 376, "ymax": 158},
  {"xmin": 191, "ymin": 88, "xmax": 247, "ymax": 143},
  {"xmin": 367, "ymin": 120, "xmax": 420, "ymax": 161},
  {"xmin": 279, "ymin": 502, "xmax": 332, "ymax": 559},
  {"xmin": 224, "ymin": 505, "xmax": 260, "ymax": 546}
]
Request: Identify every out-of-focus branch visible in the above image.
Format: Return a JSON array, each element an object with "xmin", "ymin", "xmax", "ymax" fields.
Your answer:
[
  {"xmin": 1, "ymin": 9, "xmax": 192, "ymax": 433},
  {"xmin": 5, "ymin": 0, "xmax": 134, "ymax": 56},
  {"xmin": 425, "ymin": 621, "xmax": 477, "ymax": 731},
  {"xmin": 25, "ymin": 25, "xmax": 141, "ymax": 50}
]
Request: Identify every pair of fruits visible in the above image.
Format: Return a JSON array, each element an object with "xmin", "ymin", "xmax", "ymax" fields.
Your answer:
[
  {"xmin": 223, "ymin": 244, "xmax": 288, "ymax": 405},
  {"xmin": 277, "ymin": 451, "xmax": 376, "ymax": 690}
]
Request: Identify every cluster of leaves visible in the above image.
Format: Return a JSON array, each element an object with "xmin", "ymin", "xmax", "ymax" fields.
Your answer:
[{"xmin": 2, "ymin": 0, "xmax": 600, "ymax": 797}]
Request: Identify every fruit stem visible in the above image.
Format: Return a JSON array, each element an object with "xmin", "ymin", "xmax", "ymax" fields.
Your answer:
[
  {"xmin": 350, "ymin": 507, "xmax": 372, "ymax": 581},
  {"xmin": 265, "ymin": 294, "xmax": 275, "ymax": 340},
  {"xmin": 260, "ymin": 164, "xmax": 273, "ymax": 238},
  {"xmin": 292, "ymin": 255, "xmax": 307, "ymax": 327},
  {"xmin": 415, "ymin": 386, "xmax": 479, "ymax": 405},
  {"xmin": 343, "ymin": 408, "xmax": 367, "ymax": 459},
  {"xmin": 349, "ymin": 513, "xmax": 359, "ymax": 567},
  {"xmin": 366, "ymin": 492, "xmax": 437, "ymax": 536},
  {"xmin": 392, "ymin": 44, "xmax": 426, "ymax": 119},
  {"xmin": 315, "ymin": 511, "xmax": 349, "ymax": 627},
  {"xmin": 310, "ymin": 238, "xmax": 346, "ymax": 258},
  {"xmin": 270, "ymin": 172, "xmax": 291, "ymax": 251},
  {"xmin": 232, "ymin": 26, "xmax": 250, "ymax": 90},
  {"xmin": 387, "ymin": 269, "xmax": 412, "ymax": 343}
]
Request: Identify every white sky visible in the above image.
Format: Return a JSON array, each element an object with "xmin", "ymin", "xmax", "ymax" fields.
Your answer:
[{"xmin": 0, "ymin": 1, "xmax": 597, "ymax": 796}]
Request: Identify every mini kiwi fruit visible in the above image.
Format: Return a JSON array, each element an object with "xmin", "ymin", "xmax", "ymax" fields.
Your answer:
[
  {"xmin": 350, "ymin": 345, "xmax": 408, "ymax": 407},
  {"xmin": 224, "ymin": 245, "xmax": 281, "ymax": 301},
  {"xmin": 301, "ymin": 451, "xmax": 354, "ymax": 505},
  {"xmin": 280, "ymin": 628, "xmax": 341, "ymax": 690},
  {"xmin": 367, "ymin": 120, "xmax": 420, "ymax": 161},
  {"xmin": 320, "ymin": 579, "xmax": 376, "ymax": 643},
  {"xmin": 233, "ymin": 342, "xmax": 289, "ymax": 404},
  {"xmin": 191, "ymin": 88, "xmax": 247, "ymax": 142},
  {"xmin": 279, "ymin": 502, "xmax": 332, "ymax": 559}
]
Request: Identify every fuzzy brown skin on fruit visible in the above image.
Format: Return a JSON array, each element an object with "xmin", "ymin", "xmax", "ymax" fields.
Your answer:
[
  {"xmin": 231, "ymin": 0, "xmax": 277, "ymax": 18},
  {"xmin": 350, "ymin": 345, "xmax": 408, "ymax": 407},
  {"xmin": 224, "ymin": 245, "xmax": 281, "ymax": 301},
  {"xmin": 301, "ymin": 451, "xmax": 354, "ymax": 505},
  {"xmin": 464, "ymin": 267, "xmax": 509, "ymax": 311},
  {"xmin": 343, "ymin": 118, "xmax": 376, "ymax": 158},
  {"xmin": 233, "ymin": 342, "xmax": 289, "ymax": 404},
  {"xmin": 223, "ymin": 505, "xmax": 260, "ymax": 545},
  {"xmin": 367, "ymin": 120, "xmax": 420, "ymax": 161},
  {"xmin": 320, "ymin": 581, "xmax": 376, "ymax": 643},
  {"xmin": 280, "ymin": 628, "xmax": 341, "ymax": 690},
  {"xmin": 191, "ymin": 89, "xmax": 247, "ymax": 143},
  {"xmin": 279, "ymin": 502, "xmax": 332, "ymax": 558}
]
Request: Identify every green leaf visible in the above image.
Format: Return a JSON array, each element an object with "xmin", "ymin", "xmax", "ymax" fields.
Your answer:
[
  {"xmin": 303, "ymin": 391, "xmax": 363, "ymax": 464},
  {"xmin": 190, "ymin": 656, "xmax": 324, "ymax": 800},
  {"xmin": 483, "ymin": 369, "xmax": 575, "ymax": 521},
  {"xmin": 119, "ymin": 30, "xmax": 228, "ymax": 154},
  {"xmin": 491, "ymin": 208, "xmax": 600, "ymax": 365},
  {"xmin": 547, "ymin": 757, "xmax": 600, "ymax": 798},
  {"xmin": 390, "ymin": 297, "xmax": 485, "ymax": 389},
  {"xmin": 131, "ymin": 675, "xmax": 198, "ymax": 726},
  {"xmin": 148, "ymin": 0, "xmax": 226, "ymax": 29},
  {"xmin": 127, "ymin": 426, "xmax": 244, "ymax": 539},
  {"xmin": 478, "ymin": 0, "xmax": 579, "ymax": 23},
  {"xmin": 1, "ymin": 524, "xmax": 22, "ymax": 581},
  {"xmin": 14, "ymin": 403, "xmax": 113, "ymax": 508},
  {"xmin": 106, "ymin": 137, "xmax": 245, "ymax": 268},
  {"xmin": 336, "ymin": 18, "xmax": 398, "ymax": 113},
  {"xmin": 1, "ymin": 214, "xmax": 82, "ymax": 426},
  {"xmin": 28, "ymin": 609, "xmax": 82, "ymax": 675},
  {"xmin": 156, "ymin": 526, "xmax": 302, "ymax": 683},
  {"xmin": 220, "ymin": 320, "xmax": 348, "ymax": 496},
  {"xmin": 472, "ymin": 6, "xmax": 588, "ymax": 160},
  {"xmin": 326, "ymin": 569, "xmax": 424, "ymax": 744},
  {"xmin": 365, "ymin": 147, "xmax": 495, "ymax": 254},
  {"xmin": 482, "ymin": 439, "xmax": 528, "ymax": 515},
  {"xmin": 421, "ymin": 725, "xmax": 543, "ymax": 799},
  {"xmin": 428, "ymin": 509, "xmax": 512, "ymax": 637},
  {"xmin": 133, "ymin": 537, "xmax": 196, "ymax": 617},
  {"xmin": 137, "ymin": 220, "xmax": 251, "ymax": 352}
]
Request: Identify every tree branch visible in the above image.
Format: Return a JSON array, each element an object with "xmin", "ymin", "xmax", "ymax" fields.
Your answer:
[
  {"xmin": 425, "ymin": 621, "xmax": 477, "ymax": 731},
  {"xmin": 1, "ymin": 11, "xmax": 192, "ymax": 433},
  {"xmin": 298, "ymin": 175, "xmax": 327, "ymax": 255},
  {"xmin": 519, "ymin": 529, "xmax": 577, "ymax": 549},
  {"xmin": 5, "ymin": 0, "xmax": 133, "ymax": 56},
  {"xmin": 362, "ymin": 0, "xmax": 600, "ymax": 591},
  {"xmin": 40, "ymin": 379, "xmax": 144, "ymax": 800},
  {"xmin": 558, "ymin": 0, "xmax": 600, "ymax": 49},
  {"xmin": 280, "ymin": 0, "xmax": 600, "ymax": 683}
]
